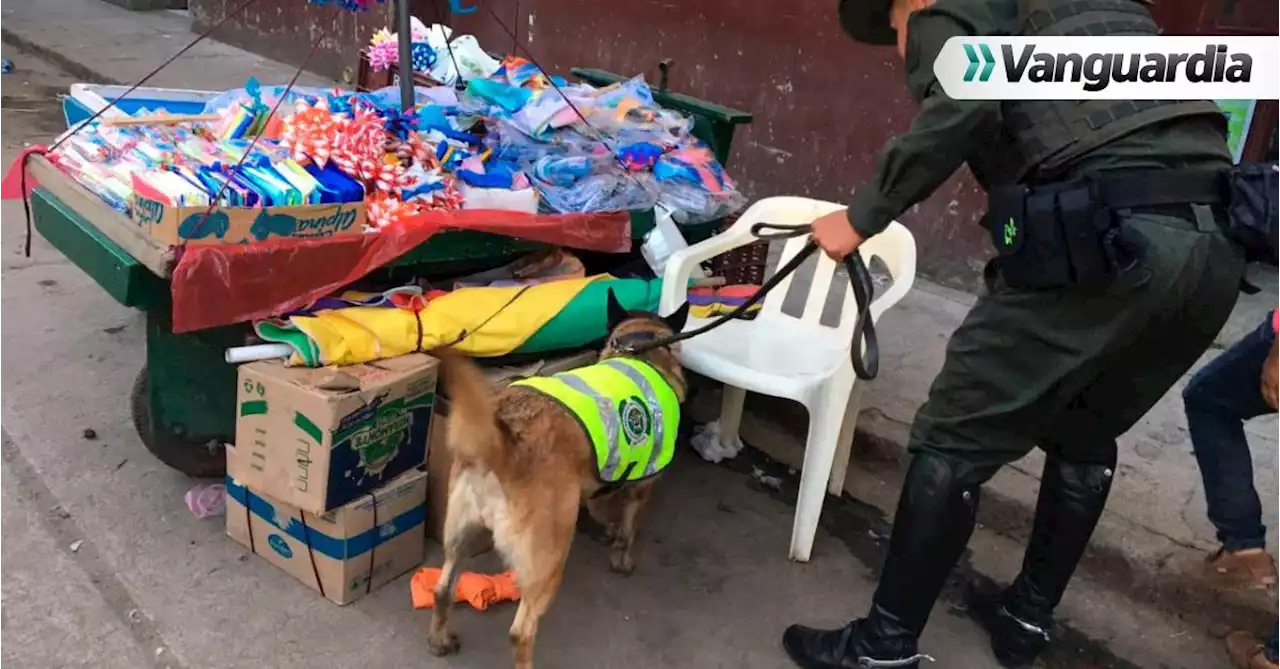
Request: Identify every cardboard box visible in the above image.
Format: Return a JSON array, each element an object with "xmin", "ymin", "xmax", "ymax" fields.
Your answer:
[
  {"xmin": 426, "ymin": 405, "xmax": 455, "ymax": 543},
  {"xmin": 226, "ymin": 450, "xmax": 428, "ymax": 605},
  {"xmin": 426, "ymin": 350, "xmax": 597, "ymax": 543},
  {"xmin": 234, "ymin": 354, "xmax": 437, "ymax": 514},
  {"xmin": 129, "ymin": 193, "xmax": 366, "ymax": 246}
]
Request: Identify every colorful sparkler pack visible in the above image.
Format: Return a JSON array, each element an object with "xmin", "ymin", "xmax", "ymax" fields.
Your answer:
[{"xmin": 52, "ymin": 115, "xmax": 365, "ymax": 213}]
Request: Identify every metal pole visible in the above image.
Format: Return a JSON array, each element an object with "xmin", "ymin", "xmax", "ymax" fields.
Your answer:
[{"xmin": 396, "ymin": 0, "xmax": 414, "ymax": 112}]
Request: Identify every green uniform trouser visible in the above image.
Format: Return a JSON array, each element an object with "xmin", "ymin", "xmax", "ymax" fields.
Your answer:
[{"xmin": 911, "ymin": 207, "xmax": 1245, "ymax": 481}]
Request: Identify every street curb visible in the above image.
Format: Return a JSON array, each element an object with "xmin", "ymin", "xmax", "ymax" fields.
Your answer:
[{"xmin": 1, "ymin": 27, "xmax": 122, "ymax": 86}]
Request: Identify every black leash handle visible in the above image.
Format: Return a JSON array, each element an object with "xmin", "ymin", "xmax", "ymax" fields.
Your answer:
[{"xmin": 623, "ymin": 221, "xmax": 880, "ymax": 380}]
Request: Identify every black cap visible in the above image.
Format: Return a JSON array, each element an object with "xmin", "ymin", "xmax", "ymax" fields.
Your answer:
[{"xmin": 839, "ymin": 0, "xmax": 898, "ymax": 46}]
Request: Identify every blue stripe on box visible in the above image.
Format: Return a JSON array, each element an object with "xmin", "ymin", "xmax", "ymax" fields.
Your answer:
[{"xmin": 225, "ymin": 478, "xmax": 425, "ymax": 560}]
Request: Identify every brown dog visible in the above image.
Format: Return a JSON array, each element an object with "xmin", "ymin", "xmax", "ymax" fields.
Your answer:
[{"xmin": 428, "ymin": 290, "xmax": 690, "ymax": 669}]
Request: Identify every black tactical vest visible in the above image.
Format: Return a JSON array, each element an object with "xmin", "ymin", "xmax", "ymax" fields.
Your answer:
[{"xmin": 986, "ymin": 0, "xmax": 1225, "ymax": 184}]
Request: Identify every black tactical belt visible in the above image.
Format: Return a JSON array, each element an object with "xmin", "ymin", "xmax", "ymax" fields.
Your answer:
[
  {"xmin": 1000, "ymin": 168, "xmax": 1228, "ymax": 212},
  {"xmin": 1088, "ymin": 169, "xmax": 1226, "ymax": 210},
  {"xmin": 984, "ymin": 167, "xmax": 1233, "ymax": 291}
]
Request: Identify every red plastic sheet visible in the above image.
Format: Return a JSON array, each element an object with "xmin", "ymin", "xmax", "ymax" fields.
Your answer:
[
  {"xmin": 170, "ymin": 209, "xmax": 630, "ymax": 333},
  {"xmin": 1, "ymin": 147, "xmax": 48, "ymax": 200}
]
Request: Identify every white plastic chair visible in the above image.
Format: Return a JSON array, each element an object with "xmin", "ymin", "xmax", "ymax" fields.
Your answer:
[{"xmin": 660, "ymin": 197, "xmax": 917, "ymax": 562}]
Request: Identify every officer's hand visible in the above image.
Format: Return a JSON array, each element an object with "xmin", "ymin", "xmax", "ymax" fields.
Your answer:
[
  {"xmin": 1263, "ymin": 340, "xmax": 1278, "ymax": 410},
  {"xmin": 810, "ymin": 210, "xmax": 866, "ymax": 260}
]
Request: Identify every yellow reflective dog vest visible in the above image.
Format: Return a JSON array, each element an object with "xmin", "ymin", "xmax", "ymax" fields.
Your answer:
[{"xmin": 511, "ymin": 358, "xmax": 680, "ymax": 483}]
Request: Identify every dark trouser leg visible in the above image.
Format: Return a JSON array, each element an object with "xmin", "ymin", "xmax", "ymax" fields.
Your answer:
[
  {"xmin": 977, "ymin": 216, "xmax": 1244, "ymax": 667},
  {"xmin": 783, "ymin": 253, "xmax": 1114, "ymax": 668},
  {"xmin": 783, "ymin": 450, "xmax": 1001, "ymax": 668},
  {"xmin": 975, "ymin": 444, "xmax": 1117, "ymax": 667},
  {"xmin": 1013, "ymin": 448, "xmax": 1117, "ymax": 615},
  {"xmin": 1182, "ymin": 317, "xmax": 1276, "ymax": 551},
  {"xmin": 860, "ymin": 452, "xmax": 1001, "ymax": 650}
]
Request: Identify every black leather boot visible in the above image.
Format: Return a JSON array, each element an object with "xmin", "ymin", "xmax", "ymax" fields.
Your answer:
[
  {"xmin": 969, "ymin": 453, "xmax": 1115, "ymax": 668},
  {"xmin": 783, "ymin": 453, "xmax": 996, "ymax": 669}
]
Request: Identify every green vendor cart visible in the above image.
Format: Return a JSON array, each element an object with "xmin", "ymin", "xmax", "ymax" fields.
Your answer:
[{"xmin": 30, "ymin": 70, "xmax": 751, "ymax": 478}]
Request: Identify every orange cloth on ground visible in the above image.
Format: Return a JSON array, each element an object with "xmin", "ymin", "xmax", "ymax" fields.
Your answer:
[{"xmin": 410, "ymin": 567, "xmax": 521, "ymax": 611}]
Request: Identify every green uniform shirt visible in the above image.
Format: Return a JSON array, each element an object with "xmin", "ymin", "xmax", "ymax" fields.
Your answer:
[
  {"xmin": 511, "ymin": 358, "xmax": 680, "ymax": 483},
  {"xmin": 845, "ymin": 0, "xmax": 1232, "ymax": 239}
]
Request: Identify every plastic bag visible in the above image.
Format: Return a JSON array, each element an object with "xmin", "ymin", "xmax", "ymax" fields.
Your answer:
[
  {"xmin": 659, "ymin": 181, "xmax": 747, "ymax": 225},
  {"xmin": 185, "ymin": 484, "xmax": 227, "ymax": 519},
  {"xmin": 536, "ymin": 171, "xmax": 659, "ymax": 214},
  {"xmin": 487, "ymin": 119, "xmax": 603, "ymax": 171},
  {"xmin": 0, "ymin": 146, "xmax": 47, "ymax": 201},
  {"xmin": 568, "ymin": 76, "xmax": 693, "ymax": 138},
  {"xmin": 359, "ymin": 85, "xmax": 460, "ymax": 112},
  {"xmin": 651, "ymin": 145, "xmax": 745, "ymax": 223},
  {"xmin": 201, "ymin": 84, "xmax": 338, "ymax": 118},
  {"xmin": 416, "ymin": 24, "xmax": 501, "ymax": 86}
]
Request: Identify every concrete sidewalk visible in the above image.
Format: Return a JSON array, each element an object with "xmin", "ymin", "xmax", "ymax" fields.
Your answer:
[{"xmin": 0, "ymin": 1, "xmax": 333, "ymax": 90}]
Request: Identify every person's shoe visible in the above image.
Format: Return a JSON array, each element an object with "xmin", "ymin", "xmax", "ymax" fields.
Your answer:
[
  {"xmin": 781, "ymin": 620, "xmax": 933, "ymax": 669},
  {"xmin": 1225, "ymin": 631, "xmax": 1279, "ymax": 669},
  {"xmin": 1188, "ymin": 547, "xmax": 1278, "ymax": 591},
  {"xmin": 967, "ymin": 582, "xmax": 1051, "ymax": 669}
]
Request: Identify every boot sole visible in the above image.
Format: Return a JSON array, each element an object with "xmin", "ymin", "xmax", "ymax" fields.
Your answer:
[
  {"xmin": 781, "ymin": 640, "xmax": 842, "ymax": 669},
  {"xmin": 990, "ymin": 644, "xmax": 1035, "ymax": 669},
  {"xmin": 966, "ymin": 584, "xmax": 1044, "ymax": 669},
  {"xmin": 780, "ymin": 638, "xmax": 919, "ymax": 669}
]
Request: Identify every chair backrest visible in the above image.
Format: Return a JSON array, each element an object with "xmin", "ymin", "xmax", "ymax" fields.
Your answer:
[
  {"xmin": 860, "ymin": 221, "xmax": 917, "ymax": 323},
  {"xmin": 727, "ymin": 197, "xmax": 917, "ymax": 344}
]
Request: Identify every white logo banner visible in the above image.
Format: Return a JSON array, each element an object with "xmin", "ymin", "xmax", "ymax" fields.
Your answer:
[{"xmin": 934, "ymin": 36, "xmax": 1280, "ymax": 100}]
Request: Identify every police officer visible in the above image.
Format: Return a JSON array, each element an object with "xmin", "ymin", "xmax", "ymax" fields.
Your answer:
[{"xmin": 783, "ymin": 0, "xmax": 1245, "ymax": 667}]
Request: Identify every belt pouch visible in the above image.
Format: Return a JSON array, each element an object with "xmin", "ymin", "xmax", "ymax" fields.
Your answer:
[
  {"xmin": 987, "ymin": 185, "xmax": 1071, "ymax": 289},
  {"xmin": 1058, "ymin": 184, "xmax": 1114, "ymax": 288}
]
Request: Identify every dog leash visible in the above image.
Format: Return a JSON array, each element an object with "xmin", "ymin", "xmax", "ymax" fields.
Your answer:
[{"xmin": 620, "ymin": 222, "xmax": 880, "ymax": 381}]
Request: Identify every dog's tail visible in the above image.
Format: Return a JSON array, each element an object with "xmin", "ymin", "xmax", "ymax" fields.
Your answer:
[{"xmin": 436, "ymin": 350, "xmax": 505, "ymax": 467}]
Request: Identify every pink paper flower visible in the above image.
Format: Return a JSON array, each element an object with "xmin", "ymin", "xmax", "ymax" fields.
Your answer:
[{"xmin": 367, "ymin": 38, "xmax": 399, "ymax": 71}]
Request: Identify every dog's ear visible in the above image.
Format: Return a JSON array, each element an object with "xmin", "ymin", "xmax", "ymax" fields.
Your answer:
[
  {"xmin": 662, "ymin": 301, "xmax": 690, "ymax": 334},
  {"xmin": 605, "ymin": 288, "xmax": 630, "ymax": 332}
]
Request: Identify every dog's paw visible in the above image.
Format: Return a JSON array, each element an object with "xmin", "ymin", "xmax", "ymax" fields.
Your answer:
[
  {"xmin": 428, "ymin": 631, "xmax": 461, "ymax": 656},
  {"xmin": 609, "ymin": 549, "xmax": 635, "ymax": 576}
]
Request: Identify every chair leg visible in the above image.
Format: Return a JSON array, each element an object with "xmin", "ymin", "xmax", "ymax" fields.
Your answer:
[
  {"xmin": 719, "ymin": 384, "xmax": 747, "ymax": 444},
  {"xmin": 790, "ymin": 393, "xmax": 847, "ymax": 562},
  {"xmin": 827, "ymin": 384, "xmax": 864, "ymax": 496}
]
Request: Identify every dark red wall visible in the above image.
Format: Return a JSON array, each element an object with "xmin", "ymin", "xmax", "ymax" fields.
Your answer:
[{"xmin": 191, "ymin": 0, "xmax": 393, "ymax": 86}]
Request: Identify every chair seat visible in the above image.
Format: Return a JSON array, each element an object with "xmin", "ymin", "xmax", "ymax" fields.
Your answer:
[
  {"xmin": 677, "ymin": 315, "xmax": 849, "ymax": 404},
  {"xmin": 659, "ymin": 198, "xmax": 917, "ymax": 561}
]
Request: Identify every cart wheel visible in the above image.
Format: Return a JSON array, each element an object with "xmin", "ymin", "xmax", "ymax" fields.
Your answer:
[{"xmin": 131, "ymin": 365, "xmax": 226, "ymax": 478}]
